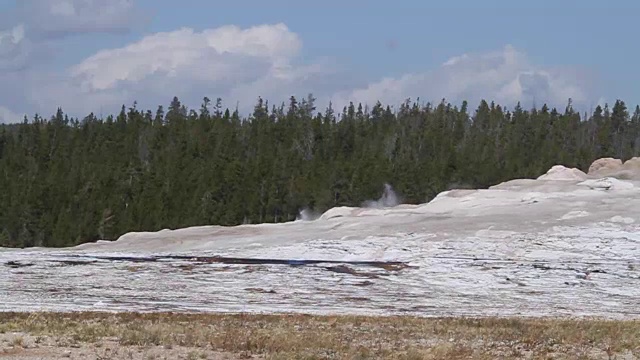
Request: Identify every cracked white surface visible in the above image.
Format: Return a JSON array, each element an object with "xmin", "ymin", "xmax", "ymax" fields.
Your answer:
[{"xmin": 1, "ymin": 165, "xmax": 640, "ymax": 318}]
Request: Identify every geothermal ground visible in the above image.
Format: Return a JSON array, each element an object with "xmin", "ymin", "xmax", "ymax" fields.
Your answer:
[{"xmin": 1, "ymin": 158, "xmax": 640, "ymax": 319}]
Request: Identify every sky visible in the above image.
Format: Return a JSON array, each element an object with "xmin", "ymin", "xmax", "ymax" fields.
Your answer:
[{"xmin": 0, "ymin": 0, "xmax": 638, "ymax": 123}]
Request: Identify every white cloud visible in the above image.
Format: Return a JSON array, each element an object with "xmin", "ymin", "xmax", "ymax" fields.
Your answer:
[
  {"xmin": 32, "ymin": 23, "xmax": 332, "ymax": 116},
  {"xmin": 331, "ymin": 45, "xmax": 595, "ymax": 112},
  {"xmin": 0, "ymin": 0, "xmax": 143, "ymax": 73},
  {"xmin": 18, "ymin": 0, "xmax": 142, "ymax": 37},
  {"xmin": 0, "ymin": 24, "xmax": 32, "ymax": 70},
  {"xmin": 0, "ymin": 23, "xmax": 333, "ymax": 119},
  {"xmin": 0, "ymin": 25, "xmax": 25, "ymax": 44},
  {"xmin": 70, "ymin": 24, "xmax": 302, "ymax": 92},
  {"xmin": 0, "ymin": 106, "xmax": 25, "ymax": 124}
]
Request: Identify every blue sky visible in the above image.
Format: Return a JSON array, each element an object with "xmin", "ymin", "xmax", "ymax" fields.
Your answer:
[{"xmin": 0, "ymin": 0, "xmax": 638, "ymax": 122}]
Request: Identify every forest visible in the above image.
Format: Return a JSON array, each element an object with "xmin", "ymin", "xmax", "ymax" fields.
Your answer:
[{"xmin": 0, "ymin": 94, "xmax": 638, "ymax": 248}]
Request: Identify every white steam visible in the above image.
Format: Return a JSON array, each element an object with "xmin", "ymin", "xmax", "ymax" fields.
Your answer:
[
  {"xmin": 297, "ymin": 207, "xmax": 321, "ymax": 221},
  {"xmin": 362, "ymin": 183, "xmax": 401, "ymax": 209},
  {"xmin": 297, "ymin": 183, "xmax": 402, "ymax": 222}
]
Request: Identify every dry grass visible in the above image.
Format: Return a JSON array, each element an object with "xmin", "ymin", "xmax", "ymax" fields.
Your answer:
[{"xmin": 0, "ymin": 312, "xmax": 638, "ymax": 359}]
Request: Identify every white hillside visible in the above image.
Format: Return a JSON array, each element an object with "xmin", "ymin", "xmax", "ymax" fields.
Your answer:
[{"xmin": 1, "ymin": 158, "xmax": 640, "ymax": 318}]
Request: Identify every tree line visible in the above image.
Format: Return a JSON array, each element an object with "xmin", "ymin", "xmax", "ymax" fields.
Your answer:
[{"xmin": 1, "ymin": 95, "xmax": 638, "ymax": 248}]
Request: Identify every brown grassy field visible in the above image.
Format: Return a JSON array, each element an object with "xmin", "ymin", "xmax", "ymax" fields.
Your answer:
[{"xmin": 0, "ymin": 312, "xmax": 639, "ymax": 359}]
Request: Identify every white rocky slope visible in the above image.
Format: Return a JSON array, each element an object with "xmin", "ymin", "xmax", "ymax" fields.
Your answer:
[{"xmin": 1, "ymin": 158, "xmax": 640, "ymax": 318}]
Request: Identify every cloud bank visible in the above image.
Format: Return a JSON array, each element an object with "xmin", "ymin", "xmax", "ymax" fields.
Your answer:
[
  {"xmin": 331, "ymin": 45, "xmax": 594, "ymax": 112},
  {"xmin": 0, "ymin": 1, "xmax": 602, "ymax": 123},
  {"xmin": 61, "ymin": 23, "xmax": 331, "ymax": 115}
]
